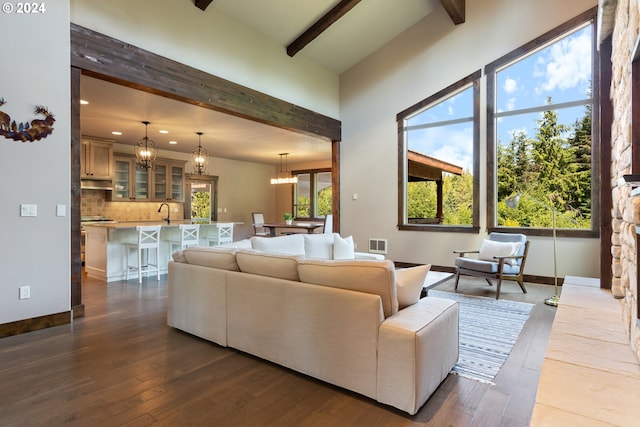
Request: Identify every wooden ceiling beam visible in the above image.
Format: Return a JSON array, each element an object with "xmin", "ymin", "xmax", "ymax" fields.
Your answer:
[
  {"xmin": 440, "ymin": 0, "xmax": 465, "ymax": 25},
  {"xmin": 287, "ymin": 0, "xmax": 362, "ymax": 57},
  {"xmin": 194, "ymin": 0, "xmax": 214, "ymax": 12}
]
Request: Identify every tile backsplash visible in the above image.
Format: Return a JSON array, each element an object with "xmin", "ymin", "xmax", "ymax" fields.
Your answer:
[{"xmin": 82, "ymin": 189, "xmax": 184, "ymax": 221}]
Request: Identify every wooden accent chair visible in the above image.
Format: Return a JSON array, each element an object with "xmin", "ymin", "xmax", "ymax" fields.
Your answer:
[{"xmin": 453, "ymin": 232, "xmax": 530, "ymax": 299}]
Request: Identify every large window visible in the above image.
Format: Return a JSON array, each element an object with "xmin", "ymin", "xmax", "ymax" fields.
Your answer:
[
  {"xmin": 487, "ymin": 9, "xmax": 597, "ymax": 235},
  {"xmin": 294, "ymin": 169, "xmax": 332, "ymax": 219},
  {"xmin": 398, "ymin": 71, "xmax": 480, "ymax": 231}
]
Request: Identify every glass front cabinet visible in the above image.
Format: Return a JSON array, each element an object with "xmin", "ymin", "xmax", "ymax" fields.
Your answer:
[{"xmin": 112, "ymin": 154, "xmax": 184, "ymax": 202}]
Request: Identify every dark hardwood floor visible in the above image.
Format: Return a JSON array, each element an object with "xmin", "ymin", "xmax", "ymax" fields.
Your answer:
[{"xmin": 0, "ymin": 273, "xmax": 557, "ymax": 426}]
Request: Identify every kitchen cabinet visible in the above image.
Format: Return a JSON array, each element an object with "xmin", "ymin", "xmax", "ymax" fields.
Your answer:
[
  {"xmin": 112, "ymin": 154, "xmax": 184, "ymax": 201},
  {"xmin": 112, "ymin": 155, "xmax": 149, "ymax": 200},
  {"xmin": 81, "ymin": 139, "xmax": 113, "ymax": 180},
  {"xmin": 153, "ymin": 161, "xmax": 184, "ymax": 201}
]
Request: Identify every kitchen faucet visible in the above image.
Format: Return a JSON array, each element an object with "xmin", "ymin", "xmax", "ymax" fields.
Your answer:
[{"xmin": 157, "ymin": 203, "xmax": 170, "ymax": 224}]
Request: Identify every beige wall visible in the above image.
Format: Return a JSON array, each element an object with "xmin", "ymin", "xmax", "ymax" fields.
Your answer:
[
  {"xmin": 0, "ymin": 5, "xmax": 71, "ymax": 323},
  {"xmin": 339, "ymin": 0, "xmax": 600, "ymax": 277},
  {"xmin": 70, "ymin": 0, "xmax": 339, "ymax": 119}
]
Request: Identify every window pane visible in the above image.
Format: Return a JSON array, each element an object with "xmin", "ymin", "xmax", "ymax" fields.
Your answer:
[
  {"xmin": 494, "ymin": 22, "xmax": 593, "ymax": 231},
  {"xmin": 407, "ymin": 88, "xmax": 474, "ymax": 127},
  {"xmin": 405, "ymin": 87, "xmax": 474, "ymax": 226},
  {"xmin": 316, "ymin": 172, "xmax": 332, "ymax": 217},
  {"xmin": 496, "ymin": 25, "xmax": 592, "ymax": 112},
  {"xmin": 295, "ymin": 173, "xmax": 310, "ymax": 218}
]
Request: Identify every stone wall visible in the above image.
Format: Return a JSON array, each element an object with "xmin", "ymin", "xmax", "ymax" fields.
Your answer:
[{"xmin": 610, "ymin": 0, "xmax": 640, "ymax": 360}]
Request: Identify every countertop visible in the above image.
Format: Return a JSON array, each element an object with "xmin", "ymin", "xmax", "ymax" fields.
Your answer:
[{"xmin": 83, "ymin": 220, "xmax": 242, "ymax": 229}]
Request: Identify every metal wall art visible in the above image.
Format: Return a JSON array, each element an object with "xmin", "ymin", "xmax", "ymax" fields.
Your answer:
[{"xmin": 0, "ymin": 98, "xmax": 55, "ymax": 142}]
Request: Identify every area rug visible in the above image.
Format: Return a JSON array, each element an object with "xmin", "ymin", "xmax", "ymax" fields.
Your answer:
[{"xmin": 428, "ymin": 290, "xmax": 534, "ymax": 384}]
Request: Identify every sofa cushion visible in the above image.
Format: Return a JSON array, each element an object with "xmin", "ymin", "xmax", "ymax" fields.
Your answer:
[
  {"xmin": 236, "ymin": 249, "xmax": 301, "ymax": 281},
  {"xmin": 303, "ymin": 233, "xmax": 334, "ymax": 259},
  {"xmin": 182, "ymin": 246, "xmax": 239, "ymax": 271},
  {"xmin": 396, "ymin": 264, "xmax": 430, "ymax": 309},
  {"xmin": 251, "ymin": 234, "xmax": 305, "ymax": 255},
  {"xmin": 333, "ymin": 234, "xmax": 355, "ymax": 260},
  {"xmin": 297, "ymin": 259, "xmax": 398, "ymax": 317}
]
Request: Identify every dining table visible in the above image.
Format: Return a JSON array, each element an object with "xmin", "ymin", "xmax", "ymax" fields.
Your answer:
[{"xmin": 261, "ymin": 222, "xmax": 325, "ymax": 236}]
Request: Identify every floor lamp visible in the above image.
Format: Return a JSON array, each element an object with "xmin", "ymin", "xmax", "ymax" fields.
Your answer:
[{"xmin": 505, "ymin": 194, "xmax": 560, "ymax": 307}]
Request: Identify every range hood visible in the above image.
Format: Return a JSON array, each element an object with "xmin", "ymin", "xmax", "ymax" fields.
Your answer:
[{"xmin": 81, "ymin": 179, "xmax": 113, "ymax": 190}]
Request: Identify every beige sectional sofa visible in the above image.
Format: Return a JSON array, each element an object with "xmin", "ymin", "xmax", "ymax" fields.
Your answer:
[{"xmin": 167, "ymin": 234, "xmax": 459, "ymax": 415}]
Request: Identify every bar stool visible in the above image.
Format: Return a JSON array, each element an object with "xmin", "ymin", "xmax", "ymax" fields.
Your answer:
[
  {"xmin": 126, "ymin": 225, "xmax": 161, "ymax": 283},
  {"xmin": 207, "ymin": 222, "xmax": 234, "ymax": 246},
  {"xmin": 168, "ymin": 224, "xmax": 200, "ymax": 253}
]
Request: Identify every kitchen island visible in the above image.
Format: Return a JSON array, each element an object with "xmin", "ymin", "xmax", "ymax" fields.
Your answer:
[{"xmin": 84, "ymin": 221, "xmax": 242, "ymax": 282}]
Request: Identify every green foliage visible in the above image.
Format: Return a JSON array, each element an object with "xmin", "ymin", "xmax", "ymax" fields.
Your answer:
[
  {"xmin": 191, "ymin": 191, "xmax": 211, "ymax": 221},
  {"xmin": 497, "ymin": 99, "xmax": 592, "ymax": 229},
  {"xmin": 407, "ymin": 171, "xmax": 473, "ymax": 225}
]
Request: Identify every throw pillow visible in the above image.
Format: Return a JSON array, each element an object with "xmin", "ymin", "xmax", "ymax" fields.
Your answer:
[
  {"xmin": 333, "ymin": 234, "xmax": 355, "ymax": 259},
  {"xmin": 303, "ymin": 233, "xmax": 334, "ymax": 259},
  {"xmin": 396, "ymin": 264, "xmax": 430, "ymax": 309},
  {"xmin": 251, "ymin": 233, "xmax": 305, "ymax": 255},
  {"xmin": 478, "ymin": 239, "xmax": 521, "ymax": 265}
]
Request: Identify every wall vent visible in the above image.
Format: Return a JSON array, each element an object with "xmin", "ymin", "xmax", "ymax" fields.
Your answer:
[{"xmin": 368, "ymin": 238, "xmax": 388, "ymax": 254}]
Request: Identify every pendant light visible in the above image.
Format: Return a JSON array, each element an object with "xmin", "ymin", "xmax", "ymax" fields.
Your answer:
[
  {"xmin": 191, "ymin": 131, "xmax": 209, "ymax": 175},
  {"xmin": 270, "ymin": 153, "xmax": 298, "ymax": 184},
  {"xmin": 135, "ymin": 121, "xmax": 157, "ymax": 169}
]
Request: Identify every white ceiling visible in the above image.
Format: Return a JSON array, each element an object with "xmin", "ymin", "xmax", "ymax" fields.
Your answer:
[{"xmin": 79, "ymin": 0, "xmax": 443, "ymax": 166}]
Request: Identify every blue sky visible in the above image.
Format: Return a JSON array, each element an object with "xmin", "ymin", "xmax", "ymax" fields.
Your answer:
[{"xmin": 406, "ymin": 23, "xmax": 592, "ymax": 175}]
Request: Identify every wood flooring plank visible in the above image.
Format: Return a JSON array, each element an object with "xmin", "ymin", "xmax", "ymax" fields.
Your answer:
[{"xmin": 0, "ymin": 275, "xmax": 556, "ymax": 426}]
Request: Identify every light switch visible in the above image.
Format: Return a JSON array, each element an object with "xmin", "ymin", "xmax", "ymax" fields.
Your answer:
[
  {"xmin": 56, "ymin": 204, "xmax": 66, "ymax": 217},
  {"xmin": 20, "ymin": 204, "xmax": 37, "ymax": 217}
]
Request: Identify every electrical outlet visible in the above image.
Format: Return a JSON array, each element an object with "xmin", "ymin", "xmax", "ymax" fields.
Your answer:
[{"xmin": 19, "ymin": 286, "xmax": 30, "ymax": 299}]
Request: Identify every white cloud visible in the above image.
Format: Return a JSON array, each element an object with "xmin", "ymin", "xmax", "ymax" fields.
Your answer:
[
  {"xmin": 504, "ymin": 78, "xmax": 518, "ymax": 94},
  {"xmin": 506, "ymin": 97, "xmax": 517, "ymax": 111},
  {"xmin": 536, "ymin": 31, "xmax": 591, "ymax": 94}
]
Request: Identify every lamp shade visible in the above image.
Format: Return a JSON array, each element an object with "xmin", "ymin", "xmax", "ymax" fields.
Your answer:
[
  {"xmin": 191, "ymin": 132, "xmax": 209, "ymax": 175},
  {"xmin": 135, "ymin": 121, "xmax": 157, "ymax": 169}
]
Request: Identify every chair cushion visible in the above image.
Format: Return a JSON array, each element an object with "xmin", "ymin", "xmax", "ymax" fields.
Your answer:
[
  {"xmin": 396, "ymin": 264, "xmax": 430, "ymax": 309},
  {"xmin": 455, "ymin": 257, "xmax": 521, "ymax": 275},
  {"xmin": 478, "ymin": 239, "xmax": 521, "ymax": 266},
  {"xmin": 488, "ymin": 233, "xmax": 527, "ymax": 265}
]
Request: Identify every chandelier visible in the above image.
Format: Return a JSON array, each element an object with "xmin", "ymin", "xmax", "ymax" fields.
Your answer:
[
  {"xmin": 191, "ymin": 132, "xmax": 209, "ymax": 175},
  {"xmin": 270, "ymin": 153, "xmax": 298, "ymax": 184},
  {"xmin": 135, "ymin": 121, "xmax": 157, "ymax": 169}
]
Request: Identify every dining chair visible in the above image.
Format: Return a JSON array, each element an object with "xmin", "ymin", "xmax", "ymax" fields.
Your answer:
[
  {"xmin": 323, "ymin": 214, "xmax": 333, "ymax": 234},
  {"xmin": 207, "ymin": 222, "xmax": 234, "ymax": 246},
  {"xmin": 251, "ymin": 212, "xmax": 270, "ymax": 236},
  {"xmin": 125, "ymin": 225, "xmax": 161, "ymax": 284},
  {"xmin": 453, "ymin": 232, "xmax": 530, "ymax": 299}
]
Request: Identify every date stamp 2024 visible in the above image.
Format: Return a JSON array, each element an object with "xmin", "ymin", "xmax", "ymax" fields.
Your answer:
[{"xmin": 2, "ymin": 2, "xmax": 46, "ymax": 14}]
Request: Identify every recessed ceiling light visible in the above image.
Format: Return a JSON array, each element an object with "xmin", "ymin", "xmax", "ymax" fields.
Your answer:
[
  {"xmin": 159, "ymin": 130, "xmax": 169, "ymax": 134},
  {"xmin": 169, "ymin": 140, "xmax": 178, "ymax": 145},
  {"xmin": 80, "ymin": 99, "xmax": 89, "ymax": 105},
  {"xmin": 112, "ymin": 131, "xmax": 122, "ymax": 136}
]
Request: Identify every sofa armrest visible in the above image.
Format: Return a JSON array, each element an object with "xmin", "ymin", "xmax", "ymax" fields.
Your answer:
[
  {"xmin": 377, "ymin": 297, "xmax": 459, "ymax": 415},
  {"xmin": 354, "ymin": 252, "xmax": 385, "ymax": 260}
]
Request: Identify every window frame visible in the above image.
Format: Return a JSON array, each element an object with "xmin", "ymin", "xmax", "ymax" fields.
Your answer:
[
  {"xmin": 293, "ymin": 167, "xmax": 332, "ymax": 221},
  {"xmin": 397, "ymin": 70, "xmax": 481, "ymax": 233},
  {"xmin": 485, "ymin": 8, "xmax": 600, "ymax": 238}
]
